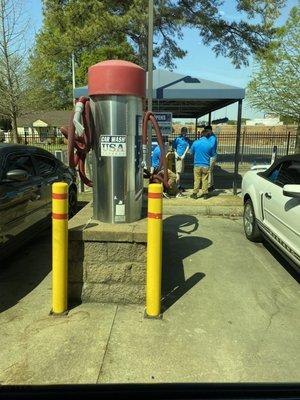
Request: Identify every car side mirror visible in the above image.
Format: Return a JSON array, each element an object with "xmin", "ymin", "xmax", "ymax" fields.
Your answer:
[
  {"xmin": 6, "ymin": 169, "xmax": 29, "ymax": 182},
  {"xmin": 283, "ymin": 184, "xmax": 300, "ymax": 198}
]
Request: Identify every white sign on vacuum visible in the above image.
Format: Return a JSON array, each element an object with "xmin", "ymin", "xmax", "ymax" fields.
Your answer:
[{"xmin": 100, "ymin": 135, "xmax": 127, "ymax": 157}]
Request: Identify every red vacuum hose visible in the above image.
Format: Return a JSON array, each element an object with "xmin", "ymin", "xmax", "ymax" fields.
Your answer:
[
  {"xmin": 61, "ymin": 101, "xmax": 167, "ymax": 190},
  {"xmin": 60, "ymin": 96, "xmax": 92, "ymax": 187},
  {"xmin": 142, "ymin": 111, "xmax": 169, "ymax": 189}
]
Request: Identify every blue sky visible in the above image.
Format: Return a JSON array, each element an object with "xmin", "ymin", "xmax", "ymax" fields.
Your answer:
[
  {"xmin": 25, "ymin": 0, "xmax": 297, "ymax": 120},
  {"xmin": 172, "ymin": 0, "xmax": 298, "ymax": 120}
]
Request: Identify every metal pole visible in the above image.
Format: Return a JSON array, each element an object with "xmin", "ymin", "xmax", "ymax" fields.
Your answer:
[
  {"xmin": 147, "ymin": 0, "xmax": 153, "ymax": 112},
  {"xmin": 71, "ymin": 54, "xmax": 84, "ymax": 191},
  {"xmin": 233, "ymin": 100, "xmax": 242, "ymax": 195},
  {"xmin": 147, "ymin": 0, "xmax": 154, "ymax": 167},
  {"xmin": 286, "ymin": 131, "xmax": 291, "ymax": 155},
  {"xmin": 51, "ymin": 182, "xmax": 68, "ymax": 315},
  {"xmin": 80, "ymin": 180, "xmax": 85, "ymax": 193},
  {"xmin": 87, "ymin": 153, "xmax": 93, "ymax": 185},
  {"xmin": 240, "ymin": 127, "xmax": 246, "ymax": 164},
  {"xmin": 146, "ymin": 183, "xmax": 163, "ymax": 318},
  {"xmin": 271, "ymin": 145, "xmax": 278, "ymax": 164},
  {"xmin": 208, "ymin": 112, "xmax": 212, "ymax": 125},
  {"xmin": 71, "ymin": 53, "xmax": 76, "ymax": 106}
]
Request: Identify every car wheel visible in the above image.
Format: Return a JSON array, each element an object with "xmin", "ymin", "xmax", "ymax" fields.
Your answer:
[
  {"xmin": 243, "ymin": 199, "xmax": 262, "ymax": 242},
  {"xmin": 69, "ymin": 187, "xmax": 77, "ymax": 218}
]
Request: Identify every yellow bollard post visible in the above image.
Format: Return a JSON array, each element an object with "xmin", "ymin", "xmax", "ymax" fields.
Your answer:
[
  {"xmin": 146, "ymin": 183, "xmax": 163, "ymax": 318},
  {"xmin": 51, "ymin": 182, "xmax": 68, "ymax": 315}
]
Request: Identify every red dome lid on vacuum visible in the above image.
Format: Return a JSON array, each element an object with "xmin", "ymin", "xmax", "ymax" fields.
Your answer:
[{"xmin": 88, "ymin": 60, "xmax": 146, "ymax": 98}]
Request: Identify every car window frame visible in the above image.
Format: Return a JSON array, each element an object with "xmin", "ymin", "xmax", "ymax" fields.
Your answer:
[
  {"xmin": 0, "ymin": 153, "xmax": 4, "ymax": 179},
  {"xmin": 259, "ymin": 159, "xmax": 300, "ymax": 188},
  {"xmin": 31, "ymin": 152, "xmax": 58, "ymax": 178},
  {"xmin": 265, "ymin": 162, "xmax": 283, "ymax": 187},
  {"xmin": 1, "ymin": 151, "xmax": 37, "ymax": 181}
]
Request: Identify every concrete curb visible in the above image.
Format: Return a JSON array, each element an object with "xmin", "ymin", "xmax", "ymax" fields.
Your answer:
[{"xmin": 163, "ymin": 205, "xmax": 243, "ymax": 217}]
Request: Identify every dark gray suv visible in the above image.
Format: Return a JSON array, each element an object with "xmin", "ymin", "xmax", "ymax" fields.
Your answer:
[{"xmin": 0, "ymin": 144, "xmax": 77, "ymax": 258}]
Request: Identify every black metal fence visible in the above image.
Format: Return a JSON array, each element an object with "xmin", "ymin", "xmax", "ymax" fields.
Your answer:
[
  {"xmin": 10, "ymin": 129, "xmax": 297, "ymax": 167},
  {"xmin": 18, "ymin": 134, "xmax": 67, "ymax": 153},
  {"xmin": 218, "ymin": 130, "xmax": 296, "ymax": 165},
  {"xmin": 169, "ymin": 129, "xmax": 297, "ymax": 166}
]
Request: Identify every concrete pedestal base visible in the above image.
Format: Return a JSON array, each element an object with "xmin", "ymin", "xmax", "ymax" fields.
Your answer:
[{"xmin": 68, "ymin": 203, "xmax": 147, "ymax": 304}]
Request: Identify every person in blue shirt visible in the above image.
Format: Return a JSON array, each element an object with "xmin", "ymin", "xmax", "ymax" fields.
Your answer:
[
  {"xmin": 189, "ymin": 129, "xmax": 214, "ymax": 199},
  {"xmin": 151, "ymin": 144, "xmax": 161, "ymax": 170},
  {"xmin": 205, "ymin": 125, "xmax": 218, "ymax": 192},
  {"xmin": 172, "ymin": 127, "xmax": 190, "ymax": 189}
]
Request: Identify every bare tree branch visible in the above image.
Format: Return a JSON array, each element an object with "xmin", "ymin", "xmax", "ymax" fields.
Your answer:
[{"xmin": 0, "ymin": 0, "xmax": 28, "ymax": 142}]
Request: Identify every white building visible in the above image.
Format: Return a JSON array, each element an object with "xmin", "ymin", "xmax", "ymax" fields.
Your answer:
[
  {"xmin": 246, "ymin": 114, "xmax": 283, "ymax": 126},
  {"xmin": 17, "ymin": 110, "xmax": 70, "ymax": 141}
]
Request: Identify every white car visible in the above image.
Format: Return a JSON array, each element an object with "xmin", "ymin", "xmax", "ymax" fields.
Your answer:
[{"xmin": 242, "ymin": 155, "xmax": 300, "ymax": 269}]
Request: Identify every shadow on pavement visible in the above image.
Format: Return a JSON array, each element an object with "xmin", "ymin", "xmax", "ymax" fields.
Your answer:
[
  {"xmin": 162, "ymin": 215, "xmax": 212, "ymax": 312},
  {"xmin": 0, "ymin": 230, "xmax": 51, "ymax": 313},
  {"xmin": 263, "ymin": 240, "xmax": 300, "ymax": 283},
  {"xmin": 208, "ymin": 189, "xmax": 226, "ymax": 197},
  {"xmin": 211, "ymin": 166, "xmax": 243, "ymax": 190},
  {"xmin": 182, "ymin": 165, "xmax": 243, "ymax": 191},
  {"xmin": 0, "ymin": 202, "xmax": 90, "ymax": 313},
  {"xmin": 77, "ymin": 200, "xmax": 90, "ymax": 210}
]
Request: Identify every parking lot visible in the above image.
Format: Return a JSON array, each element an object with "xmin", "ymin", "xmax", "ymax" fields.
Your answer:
[{"xmin": 0, "ymin": 216, "xmax": 299, "ymax": 384}]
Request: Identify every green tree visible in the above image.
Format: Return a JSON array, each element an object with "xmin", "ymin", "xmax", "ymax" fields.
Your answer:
[
  {"xmin": 28, "ymin": 0, "xmax": 286, "ymax": 109},
  {"xmin": 247, "ymin": 5, "xmax": 300, "ymax": 154},
  {"xmin": 27, "ymin": 0, "xmax": 138, "ymax": 109},
  {"xmin": 280, "ymin": 115, "xmax": 298, "ymax": 125}
]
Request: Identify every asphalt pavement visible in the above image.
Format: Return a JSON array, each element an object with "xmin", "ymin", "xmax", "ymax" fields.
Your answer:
[{"xmin": 0, "ymin": 217, "xmax": 299, "ymax": 384}]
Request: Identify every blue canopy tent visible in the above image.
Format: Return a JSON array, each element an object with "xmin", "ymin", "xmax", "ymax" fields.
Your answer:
[{"xmin": 74, "ymin": 69, "xmax": 245, "ymax": 194}]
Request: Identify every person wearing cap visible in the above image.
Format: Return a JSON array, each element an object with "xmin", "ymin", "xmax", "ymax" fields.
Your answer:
[
  {"xmin": 189, "ymin": 129, "xmax": 214, "ymax": 200},
  {"xmin": 172, "ymin": 127, "xmax": 190, "ymax": 189},
  {"xmin": 205, "ymin": 125, "xmax": 218, "ymax": 192}
]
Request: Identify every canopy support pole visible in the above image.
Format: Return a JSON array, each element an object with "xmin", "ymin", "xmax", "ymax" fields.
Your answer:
[
  {"xmin": 147, "ymin": 0, "xmax": 153, "ymax": 112},
  {"xmin": 233, "ymin": 99, "xmax": 243, "ymax": 195},
  {"xmin": 147, "ymin": 0, "xmax": 154, "ymax": 168},
  {"xmin": 208, "ymin": 113, "xmax": 211, "ymax": 125}
]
